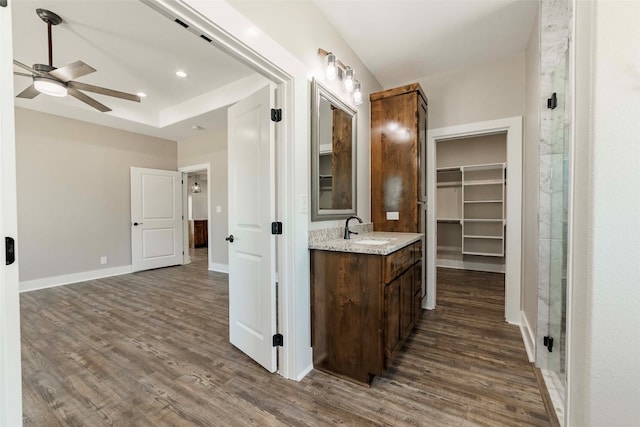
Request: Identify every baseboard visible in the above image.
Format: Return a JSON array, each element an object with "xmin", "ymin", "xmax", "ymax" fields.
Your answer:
[
  {"xmin": 437, "ymin": 258, "xmax": 505, "ymax": 273},
  {"xmin": 20, "ymin": 265, "xmax": 133, "ymax": 293},
  {"xmin": 520, "ymin": 311, "xmax": 536, "ymax": 362},
  {"xmin": 296, "ymin": 363, "xmax": 314, "ymax": 381},
  {"xmin": 209, "ymin": 262, "xmax": 229, "ymax": 273}
]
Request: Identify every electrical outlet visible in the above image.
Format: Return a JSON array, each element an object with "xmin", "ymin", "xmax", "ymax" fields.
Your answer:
[{"xmin": 100, "ymin": 256, "xmax": 108, "ymax": 265}]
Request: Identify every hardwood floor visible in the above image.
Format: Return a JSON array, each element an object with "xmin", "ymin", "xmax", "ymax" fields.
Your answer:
[{"xmin": 21, "ymin": 266, "xmax": 550, "ymax": 426}]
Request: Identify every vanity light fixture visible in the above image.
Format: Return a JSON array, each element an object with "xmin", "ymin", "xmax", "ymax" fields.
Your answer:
[
  {"xmin": 353, "ymin": 81, "xmax": 362, "ymax": 105},
  {"xmin": 344, "ymin": 67, "xmax": 354, "ymax": 92},
  {"xmin": 326, "ymin": 52, "xmax": 337, "ymax": 81},
  {"xmin": 318, "ymin": 48, "xmax": 363, "ymax": 105}
]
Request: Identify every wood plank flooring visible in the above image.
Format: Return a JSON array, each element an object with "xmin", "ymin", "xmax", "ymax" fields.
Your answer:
[{"xmin": 21, "ymin": 263, "xmax": 550, "ymax": 426}]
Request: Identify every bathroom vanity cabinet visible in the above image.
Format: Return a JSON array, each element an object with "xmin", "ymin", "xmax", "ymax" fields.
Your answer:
[{"xmin": 310, "ymin": 234, "xmax": 422, "ymax": 385}]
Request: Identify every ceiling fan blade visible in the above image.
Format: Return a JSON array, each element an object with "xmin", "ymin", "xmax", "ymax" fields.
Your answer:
[
  {"xmin": 68, "ymin": 81, "xmax": 140, "ymax": 102},
  {"xmin": 49, "ymin": 60, "xmax": 96, "ymax": 82},
  {"xmin": 13, "ymin": 60, "xmax": 43, "ymax": 76},
  {"xmin": 67, "ymin": 87, "xmax": 111, "ymax": 112},
  {"xmin": 16, "ymin": 84, "xmax": 40, "ymax": 99},
  {"xmin": 14, "ymin": 72, "xmax": 32, "ymax": 78}
]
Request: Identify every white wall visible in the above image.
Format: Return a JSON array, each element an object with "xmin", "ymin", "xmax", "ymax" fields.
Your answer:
[
  {"xmin": 15, "ymin": 107, "xmax": 177, "ymax": 284},
  {"xmin": 416, "ymin": 54, "xmax": 526, "ymax": 130},
  {"xmin": 570, "ymin": 1, "xmax": 640, "ymax": 425},
  {"xmin": 522, "ymin": 6, "xmax": 540, "ymax": 352},
  {"xmin": 228, "ymin": 0, "xmax": 383, "ymax": 230},
  {"xmin": 177, "ymin": 128, "xmax": 228, "ymax": 269},
  {"xmin": 187, "ymin": 175, "xmax": 208, "ymax": 220}
]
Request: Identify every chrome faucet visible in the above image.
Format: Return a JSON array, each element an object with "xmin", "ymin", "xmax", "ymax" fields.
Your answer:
[{"xmin": 344, "ymin": 215, "xmax": 363, "ymax": 239}]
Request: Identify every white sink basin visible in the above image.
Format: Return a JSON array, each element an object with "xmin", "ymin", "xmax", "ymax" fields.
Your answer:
[{"xmin": 353, "ymin": 239, "xmax": 390, "ymax": 246}]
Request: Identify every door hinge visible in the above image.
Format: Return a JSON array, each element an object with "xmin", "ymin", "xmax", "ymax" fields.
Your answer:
[
  {"xmin": 271, "ymin": 221, "xmax": 283, "ymax": 235},
  {"xmin": 272, "ymin": 333, "xmax": 283, "ymax": 347},
  {"xmin": 547, "ymin": 93, "xmax": 557, "ymax": 110},
  {"xmin": 5, "ymin": 237, "xmax": 15, "ymax": 265},
  {"xmin": 271, "ymin": 108, "xmax": 282, "ymax": 122},
  {"xmin": 543, "ymin": 335, "xmax": 554, "ymax": 352}
]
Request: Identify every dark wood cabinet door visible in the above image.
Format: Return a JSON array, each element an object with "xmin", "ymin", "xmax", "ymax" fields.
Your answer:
[
  {"xmin": 400, "ymin": 267, "xmax": 414, "ymax": 341},
  {"xmin": 193, "ymin": 220, "xmax": 208, "ymax": 248},
  {"xmin": 384, "ymin": 277, "xmax": 401, "ymax": 368},
  {"xmin": 370, "ymin": 83, "xmax": 427, "ymax": 233}
]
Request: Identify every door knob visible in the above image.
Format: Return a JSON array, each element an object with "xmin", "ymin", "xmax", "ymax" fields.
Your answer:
[
  {"xmin": 225, "ymin": 235, "xmax": 235, "ymax": 243},
  {"xmin": 133, "ymin": 222, "xmax": 143, "ymax": 226}
]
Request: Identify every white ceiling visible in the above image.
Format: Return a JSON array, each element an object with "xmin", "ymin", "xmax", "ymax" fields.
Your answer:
[
  {"xmin": 11, "ymin": 1, "xmax": 538, "ymax": 140},
  {"xmin": 11, "ymin": 0, "xmax": 262, "ymax": 141},
  {"xmin": 314, "ymin": 0, "xmax": 538, "ymax": 88}
]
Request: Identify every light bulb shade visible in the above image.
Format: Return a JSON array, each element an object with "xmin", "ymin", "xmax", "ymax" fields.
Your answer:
[
  {"xmin": 344, "ymin": 67, "xmax": 354, "ymax": 92},
  {"xmin": 326, "ymin": 53, "xmax": 337, "ymax": 81},
  {"xmin": 33, "ymin": 76, "xmax": 68, "ymax": 97},
  {"xmin": 353, "ymin": 81, "xmax": 362, "ymax": 105},
  {"xmin": 192, "ymin": 182, "xmax": 201, "ymax": 193}
]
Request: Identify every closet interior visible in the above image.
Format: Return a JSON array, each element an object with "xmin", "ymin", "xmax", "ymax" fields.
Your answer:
[{"xmin": 436, "ymin": 133, "xmax": 507, "ymax": 273}]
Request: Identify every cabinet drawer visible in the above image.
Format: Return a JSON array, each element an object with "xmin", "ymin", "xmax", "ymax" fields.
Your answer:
[{"xmin": 383, "ymin": 244, "xmax": 415, "ymax": 283}]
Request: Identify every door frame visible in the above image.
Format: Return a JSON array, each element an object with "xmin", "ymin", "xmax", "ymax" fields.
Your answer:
[
  {"xmin": 0, "ymin": 1, "xmax": 23, "ymax": 424},
  {"xmin": 143, "ymin": 0, "xmax": 312, "ymax": 380},
  {"xmin": 426, "ymin": 116, "xmax": 523, "ymax": 325},
  {"xmin": 178, "ymin": 163, "xmax": 211, "ymax": 267}
]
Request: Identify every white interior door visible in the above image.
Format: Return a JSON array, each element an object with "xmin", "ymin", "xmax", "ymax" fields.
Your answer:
[
  {"xmin": 227, "ymin": 84, "xmax": 277, "ymax": 372},
  {"xmin": 131, "ymin": 167, "xmax": 183, "ymax": 272},
  {"xmin": 0, "ymin": 2, "xmax": 23, "ymax": 424}
]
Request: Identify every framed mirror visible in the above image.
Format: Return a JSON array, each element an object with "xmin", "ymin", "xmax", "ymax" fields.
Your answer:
[{"xmin": 311, "ymin": 78, "xmax": 357, "ymax": 221}]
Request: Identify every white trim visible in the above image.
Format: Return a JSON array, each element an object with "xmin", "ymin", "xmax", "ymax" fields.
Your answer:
[
  {"xmin": 427, "ymin": 116, "xmax": 523, "ymax": 324},
  {"xmin": 209, "ymin": 262, "xmax": 229, "ymax": 274},
  {"xmin": 143, "ymin": 0, "xmax": 311, "ymax": 380},
  {"xmin": 436, "ymin": 259, "xmax": 505, "ymax": 274},
  {"xmin": 20, "ymin": 265, "xmax": 133, "ymax": 293},
  {"xmin": 0, "ymin": 1, "xmax": 23, "ymax": 423},
  {"xmin": 520, "ymin": 311, "xmax": 536, "ymax": 362},
  {"xmin": 296, "ymin": 363, "xmax": 314, "ymax": 381}
]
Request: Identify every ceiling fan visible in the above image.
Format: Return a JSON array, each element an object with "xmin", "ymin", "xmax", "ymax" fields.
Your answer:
[{"xmin": 13, "ymin": 8, "xmax": 140, "ymax": 113}]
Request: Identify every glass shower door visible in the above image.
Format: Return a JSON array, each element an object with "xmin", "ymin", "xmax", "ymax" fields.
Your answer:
[{"xmin": 547, "ymin": 51, "xmax": 569, "ymax": 385}]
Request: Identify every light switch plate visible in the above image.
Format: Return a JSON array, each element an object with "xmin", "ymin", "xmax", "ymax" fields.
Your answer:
[
  {"xmin": 386, "ymin": 211, "xmax": 399, "ymax": 220},
  {"xmin": 216, "ymin": 206, "xmax": 222, "ymax": 213}
]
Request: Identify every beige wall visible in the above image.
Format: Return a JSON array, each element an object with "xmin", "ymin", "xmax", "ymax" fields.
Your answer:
[
  {"xmin": 15, "ymin": 107, "xmax": 176, "ymax": 283},
  {"xmin": 177, "ymin": 128, "xmax": 228, "ymax": 269},
  {"xmin": 523, "ymin": 8, "xmax": 540, "ymax": 346},
  {"xmin": 229, "ymin": 0, "xmax": 383, "ymax": 230},
  {"xmin": 416, "ymin": 54, "xmax": 526, "ymax": 130}
]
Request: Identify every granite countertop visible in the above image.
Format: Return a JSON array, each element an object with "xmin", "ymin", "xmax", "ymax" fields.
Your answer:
[{"xmin": 308, "ymin": 231, "xmax": 423, "ymax": 256}]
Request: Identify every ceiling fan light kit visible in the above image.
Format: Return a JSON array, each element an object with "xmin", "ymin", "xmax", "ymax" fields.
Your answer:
[
  {"xmin": 13, "ymin": 8, "xmax": 141, "ymax": 112},
  {"xmin": 33, "ymin": 76, "xmax": 67, "ymax": 97}
]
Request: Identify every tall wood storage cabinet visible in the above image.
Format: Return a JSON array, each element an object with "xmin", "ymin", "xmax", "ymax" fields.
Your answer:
[{"xmin": 371, "ymin": 83, "xmax": 428, "ymax": 233}]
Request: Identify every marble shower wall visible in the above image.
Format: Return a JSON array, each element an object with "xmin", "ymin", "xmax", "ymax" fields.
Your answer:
[{"xmin": 536, "ymin": 0, "xmax": 571, "ymax": 369}]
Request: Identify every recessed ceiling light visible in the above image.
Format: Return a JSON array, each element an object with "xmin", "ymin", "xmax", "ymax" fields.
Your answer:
[
  {"xmin": 136, "ymin": 92, "xmax": 147, "ymax": 98},
  {"xmin": 175, "ymin": 70, "xmax": 188, "ymax": 78}
]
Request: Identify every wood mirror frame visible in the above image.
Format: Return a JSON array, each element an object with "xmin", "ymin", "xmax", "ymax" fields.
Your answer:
[{"xmin": 311, "ymin": 78, "xmax": 357, "ymax": 221}]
